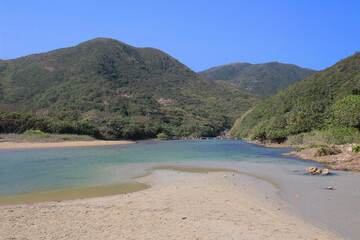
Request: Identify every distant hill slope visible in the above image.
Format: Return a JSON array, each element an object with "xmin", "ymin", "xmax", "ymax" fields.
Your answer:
[
  {"xmin": 0, "ymin": 38, "xmax": 260, "ymax": 138},
  {"xmin": 199, "ymin": 62, "xmax": 316, "ymax": 98},
  {"xmin": 230, "ymin": 52, "xmax": 360, "ymax": 142}
]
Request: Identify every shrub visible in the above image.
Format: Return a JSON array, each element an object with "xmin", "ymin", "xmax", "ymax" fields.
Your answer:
[
  {"xmin": 266, "ymin": 128, "xmax": 287, "ymax": 143},
  {"xmin": 157, "ymin": 132, "xmax": 170, "ymax": 140},
  {"xmin": 309, "ymin": 142, "xmax": 322, "ymax": 148},
  {"xmin": 320, "ymin": 126, "xmax": 360, "ymax": 144},
  {"xmin": 286, "ymin": 133, "xmax": 304, "ymax": 145},
  {"xmin": 24, "ymin": 129, "xmax": 50, "ymax": 138},
  {"xmin": 287, "ymin": 127, "xmax": 360, "ymax": 146},
  {"xmin": 314, "ymin": 144, "xmax": 341, "ymax": 156},
  {"xmin": 332, "ymin": 95, "xmax": 360, "ymax": 128},
  {"xmin": 250, "ymin": 122, "xmax": 267, "ymax": 142},
  {"xmin": 296, "ymin": 147, "xmax": 306, "ymax": 152},
  {"xmin": 319, "ymin": 146, "xmax": 330, "ymax": 156},
  {"xmin": 352, "ymin": 146, "xmax": 360, "ymax": 153}
]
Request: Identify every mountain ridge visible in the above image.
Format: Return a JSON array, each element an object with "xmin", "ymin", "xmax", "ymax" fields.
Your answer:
[{"xmin": 199, "ymin": 61, "xmax": 316, "ymax": 98}]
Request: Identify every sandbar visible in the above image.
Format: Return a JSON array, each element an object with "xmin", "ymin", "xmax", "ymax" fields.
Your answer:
[
  {"xmin": 0, "ymin": 140, "xmax": 135, "ymax": 149},
  {"xmin": 0, "ymin": 170, "xmax": 343, "ymax": 240}
]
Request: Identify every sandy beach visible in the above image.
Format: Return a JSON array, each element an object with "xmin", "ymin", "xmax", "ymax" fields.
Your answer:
[
  {"xmin": 0, "ymin": 140, "xmax": 135, "ymax": 149},
  {"xmin": 0, "ymin": 170, "xmax": 342, "ymax": 240}
]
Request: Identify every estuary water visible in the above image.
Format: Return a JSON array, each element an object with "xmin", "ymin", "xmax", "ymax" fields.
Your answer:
[
  {"xmin": 0, "ymin": 139, "xmax": 309, "ymax": 196},
  {"xmin": 0, "ymin": 139, "xmax": 359, "ymax": 239}
]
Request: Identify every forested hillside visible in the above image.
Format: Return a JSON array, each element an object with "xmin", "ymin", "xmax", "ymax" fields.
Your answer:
[
  {"xmin": 230, "ymin": 52, "xmax": 360, "ymax": 144},
  {"xmin": 0, "ymin": 38, "xmax": 260, "ymax": 139},
  {"xmin": 199, "ymin": 62, "xmax": 316, "ymax": 98}
]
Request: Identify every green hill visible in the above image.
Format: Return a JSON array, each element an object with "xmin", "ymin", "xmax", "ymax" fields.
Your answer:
[
  {"xmin": 230, "ymin": 52, "xmax": 360, "ymax": 144},
  {"xmin": 0, "ymin": 38, "xmax": 260, "ymax": 139},
  {"xmin": 199, "ymin": 62, "xmax": 316, "ymax": 98}
]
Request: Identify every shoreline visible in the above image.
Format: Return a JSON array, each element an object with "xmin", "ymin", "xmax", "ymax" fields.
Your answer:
[
  {"xmin": 0, "ymin": 166, "xmax": 277, "ymax": 206},
  {"xmin": 0, "ymin": 140, "xmax": 136, "ymax": 149},
  {"xmin": 245, "ymin": 139, "xmax": 360, "ymax": 172},
  {"xmin": 244, "ymin": 138, "xmax": 302, "ymax": 149},
  {"xmin": 0, "ymin": 170, "xmax": 343, "ymax": 239},
  {"xmin": 282, "ymin": 145, "xmax": 360, "ymax": 172}
]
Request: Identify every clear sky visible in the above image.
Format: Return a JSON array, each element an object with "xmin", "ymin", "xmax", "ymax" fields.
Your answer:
[{"xmin": 0, "ymin": 0, "xmax": 359, "ymax": 72}]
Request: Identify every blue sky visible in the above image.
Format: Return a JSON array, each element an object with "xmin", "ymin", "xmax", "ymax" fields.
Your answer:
[{"xmin": 0, "ymin": 0, "xmax": 359, "ymax": 71}]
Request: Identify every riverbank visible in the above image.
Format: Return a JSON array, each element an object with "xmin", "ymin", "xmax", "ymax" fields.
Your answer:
[
  {"xmin": 0, "ymin": 140, "xmax": 135, "ymax": 149},
  {"xmin": 0, "ymin": 170, "xmax": 342, "ymax": 240},
  {"xmin": 246, "ymin": 139, "xmax": 360, "ymax": 172},
  {"xmin": 244, "ymin": 139, "xmax": 302, "ymax": 149},
  {"xmin": 282, "ymin": 143, "xmax": 360, "ymax": 172}
]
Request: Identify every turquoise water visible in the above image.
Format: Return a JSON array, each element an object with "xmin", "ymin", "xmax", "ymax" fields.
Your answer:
[
  {"xmin": 0, "ymin": 139, "xmax": 310, "ymax": 196},
  {"xmin": 1, "ymin": 139, "xmax": 359, "ymax": 239}
]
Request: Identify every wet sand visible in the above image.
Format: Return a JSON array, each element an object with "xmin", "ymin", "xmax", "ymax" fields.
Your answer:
[
  {"xmin": 0, "ymin": 170, "xmax": 342, "ymax": 240},
  {"xmin": 0, "ymin": 182, "xmax": 150, "ymax": 205},
  {"xmin": 0, "ymin": 140, "xmax": 135, "ymax": 149}
]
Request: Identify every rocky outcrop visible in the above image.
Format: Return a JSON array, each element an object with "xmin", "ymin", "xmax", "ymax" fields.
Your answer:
[
  {"xmin": 282, "ymin": 144, "xmax": 360, "ymax": 172},
  {"xmin": 306, "ymin": 166, "xmax": 330, "ymax": 175}
]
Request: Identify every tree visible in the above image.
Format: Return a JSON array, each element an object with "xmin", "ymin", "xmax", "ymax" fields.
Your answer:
[{"xmin": 332, "ymin": 95, "xmax": 360, "ymax": 128}]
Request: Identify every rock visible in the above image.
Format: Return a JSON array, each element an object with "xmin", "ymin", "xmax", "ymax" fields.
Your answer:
[
  {"xmin": 321, "ymin": 169, "xmax": 330, "ymax": 175},
  {"xmin": 306, "ymin": 166, "xmax": 318, "ymax": 174},
  {"xmin": 327, "ymin": 186, "xmax": 333, "ymax": 190},
  {"xmin": 306, "ymin": 166, "xmax": 330, "ymax": 175}
]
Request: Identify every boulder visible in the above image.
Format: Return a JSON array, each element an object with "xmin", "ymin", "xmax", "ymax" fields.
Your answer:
[
  {"xmin": 321, "ymin": 169, "xmax": 330, "ymax": 175},
  {"xmin": 306, "ymin": 166, "xmax": 318, "ymax": 174},
  {"xmin": 306, "ymin": 166, "xmax": 330, "ymax": 175}
]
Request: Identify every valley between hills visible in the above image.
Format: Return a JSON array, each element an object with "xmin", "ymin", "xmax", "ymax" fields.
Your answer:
[{"xmin": 1, "ymin": 38, "xmax": 360, "ymax": 171}]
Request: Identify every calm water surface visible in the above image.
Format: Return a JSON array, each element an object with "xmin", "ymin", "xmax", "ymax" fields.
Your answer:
[
  {"xmin": 1, "ymin": 139, "xmax": 359, "ymax": 239},
  {"xmin": 0, "ymin": 139, "xmax": 308, "ymax": 196}
]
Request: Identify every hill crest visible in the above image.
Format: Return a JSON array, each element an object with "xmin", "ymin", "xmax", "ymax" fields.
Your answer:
[{"xmin": 199, "ymin": 61, "xmax": 316, "ymax": 98}]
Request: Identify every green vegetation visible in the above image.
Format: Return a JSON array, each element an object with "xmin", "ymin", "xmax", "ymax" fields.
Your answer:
[
  {"xmin": 199, "ymin": 62, "xmax": 316, "ymax": 98},
  {"xmin": 0, "ymin": 110, "xmax": 102, "ymax": 138},
  {"xmin": 332, "ymin": 95, "xmax": 360, "ymax": 128},
  {"xmin": 231, "ymin": 52, "xmax": 360, "ymax": 145},
  {"xmin": 295, "ymin": 147, "xmax": 306, "ymax": 152},
  {"xmin": 295, "ymin": 144, "xmax": 341, "ymax": 156},
  {"xmin": 286, "ymin": 127, "xmax": 360, "ymax": 146},
  {"xmin": 352, "ymin": 146, "xmax": 360, "ymax": 153},
  {"xmin": 0, "ymin": 38, "xmax": 260, "ymax": 139},
  {"xmin": 24, "ymin": 129, "xmax": 50, "ymax": 138},
  {"xmin": 317, "ymin": 145, "xmax": 342, "ymax": 156},
  {"xmin": 0, "ymin": 132, "xmax": 94, "ymax": 143}
]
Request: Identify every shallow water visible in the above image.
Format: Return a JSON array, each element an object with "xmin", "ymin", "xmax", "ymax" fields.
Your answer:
[
  {"xmin": 0, "ymin": 139, "xmax": 309, "ymax": 196},
  {"xmin": 0, "ymin": 139, "xmax": 359, "ymax": 239}
]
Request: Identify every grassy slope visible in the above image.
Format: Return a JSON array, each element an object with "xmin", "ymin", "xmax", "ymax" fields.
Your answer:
[
  {"xmin": 231, "ymin": 52, "xmax": 360, "ymax": 139},
  {"xmin": 199, "ymin": 62, "xmax": 316, "ymax": 98},
  {"xmin": 0, "ymin": 133, "xmax": 95, "ymax": 143}
]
